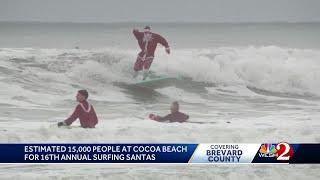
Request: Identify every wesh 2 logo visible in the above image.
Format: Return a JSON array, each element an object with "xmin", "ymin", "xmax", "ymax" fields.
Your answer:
[{"xmin": 259, "ymin": 142, "xmax": 294, "ymax": 160}]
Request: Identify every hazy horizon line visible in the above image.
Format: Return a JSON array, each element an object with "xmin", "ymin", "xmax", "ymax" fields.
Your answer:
[{"xmin": 1, "ymin": 20, "xmax": 320, "ymax": 25}]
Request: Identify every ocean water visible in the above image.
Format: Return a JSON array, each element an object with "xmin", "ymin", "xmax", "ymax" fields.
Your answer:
[{"xmin": 0, "ymin": 22, "xmax": 320, "ymax": 179}]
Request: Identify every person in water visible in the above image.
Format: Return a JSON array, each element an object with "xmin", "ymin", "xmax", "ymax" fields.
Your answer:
[
  {"xmin": 57, "ymin": 90, "xmax": 98, "ymax": 128},
  {"xmin": 149, "ymin": 101, "xmax": 189, "ymax": 123},
  {"xmin": 133, "ymin": 25, "xmax": 170, "ymax": 80}
]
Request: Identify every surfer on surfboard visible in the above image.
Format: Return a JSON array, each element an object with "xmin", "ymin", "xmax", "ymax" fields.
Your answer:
[
  {"xmin": 149, "ymin": 101, "xmax": 189, "ymax": 123},
  {"xmin": 57, "ymin": 90, "xmax": 98, "ymax": 128},
  {"xmin": 133, "ymin": 26, "xmax": 170, "ymax": 80}
]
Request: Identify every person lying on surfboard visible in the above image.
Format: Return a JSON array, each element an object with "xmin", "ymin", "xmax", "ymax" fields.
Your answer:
[
  {"xmin": 133, "ymin": 25, "xmax": 170, "ymax": 80},
  {"xmin": 149, "ymin": 101, "xmax": 189, "ymax": 123},
  {"xmin": 57, "ymin": 90, "xmax": 98, "ymax": 128}
]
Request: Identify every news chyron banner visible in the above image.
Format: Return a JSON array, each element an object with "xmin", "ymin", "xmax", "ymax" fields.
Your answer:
[{"xmin": 0, "ymin": 143, "xmax": 319, "ymax": 163}]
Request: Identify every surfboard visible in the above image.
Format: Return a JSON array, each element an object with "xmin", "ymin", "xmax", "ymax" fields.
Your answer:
[
  {"xmin": 131, "ymin": 76, "xmax": 177, "ymax": 89},
  {"xmin": 50, "ymin": 123, "xmax": 83, "ymax": 129},
  {"xmin": 57, "ymin": 125, "xmax": 83, "ymax": 129}
]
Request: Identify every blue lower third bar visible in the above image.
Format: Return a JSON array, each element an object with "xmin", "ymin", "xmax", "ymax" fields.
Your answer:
[
  {"xmin": 0, "ymin": 143, "xmax": 319, "ymax": 163},
  {"xmin": 0, "ymin": 144, "xmax": 197, "ymax": 163}
]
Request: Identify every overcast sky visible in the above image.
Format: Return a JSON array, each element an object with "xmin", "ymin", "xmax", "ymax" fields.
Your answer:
[{"xmin": 0, "ymin": 0, "xmax": 319, "ymax": 23}]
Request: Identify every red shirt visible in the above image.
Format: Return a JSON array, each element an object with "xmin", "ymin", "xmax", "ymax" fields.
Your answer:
[
  {"xmin": 157, "ymin": 111, "xmax": 189, "ymax": 123},
  {"xmin": 64, "ymin": 101, "xmax": 98, "ymax": 128},
  {"xmin": 133, "ymin": 29, "xmax": 169, "ymax": 58}
]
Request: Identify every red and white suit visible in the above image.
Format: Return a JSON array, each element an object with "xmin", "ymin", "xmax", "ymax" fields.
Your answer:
[{"xmin": 133, "ymin": 29, "xmax": 170, "ymax": 71}]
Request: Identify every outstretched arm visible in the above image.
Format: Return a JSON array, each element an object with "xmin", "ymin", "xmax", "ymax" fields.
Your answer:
[
  {"xmin": 63, "ymin": 105, "xmax": 80, "ymax": 126},
  {"xmin": 133, "ymin": 29, "xmax": 143, "ymax": 40},
  {"xmin": 149, "ymin": 113, "xmax": 170, "ymax": 122},
  {"xmin": 157, "ymin": 34, "xmax": 170, "ymax": 54}
]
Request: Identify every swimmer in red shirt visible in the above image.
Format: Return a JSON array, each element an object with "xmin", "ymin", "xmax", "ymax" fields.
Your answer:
[
  {"xmin": 57, "ymin": 90, "xmax": 98, "ymax": 128},
  {"xmin": 149, "ymin": 101, "xmax": 189, "ymax": 123}
]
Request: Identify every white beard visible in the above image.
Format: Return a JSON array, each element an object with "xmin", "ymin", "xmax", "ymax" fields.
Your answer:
[{"xmin": 143, "ymin": 32, "xmax": 153, "ymax": 43}]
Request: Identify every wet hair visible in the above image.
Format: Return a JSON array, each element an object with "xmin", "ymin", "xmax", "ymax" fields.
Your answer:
[
  {"xmin": 144, "ymin": 25, "xmax": 151, "ymax": 30},
  {"xmin": 78, "ymin": 89, "xmax": 89, "ymax": 99},
  {"xmin": 172, "ymin": 101, "xmax": 179, "ymax": 109}
]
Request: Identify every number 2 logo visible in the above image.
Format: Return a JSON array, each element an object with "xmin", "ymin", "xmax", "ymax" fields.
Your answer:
[{"xmin": 276, "ymin": 142, "xmax": 294, "ymax": 161}]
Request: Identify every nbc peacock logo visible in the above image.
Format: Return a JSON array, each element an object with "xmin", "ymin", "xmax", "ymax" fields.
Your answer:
[{"xmin": 259, "ymin": 144, "xmax": 277, "ymax": 157}]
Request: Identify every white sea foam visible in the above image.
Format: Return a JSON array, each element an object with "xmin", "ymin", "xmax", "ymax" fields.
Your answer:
[{"xmin": 0, "ymin": 46, "xmax": 320, "ymax": 107}]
